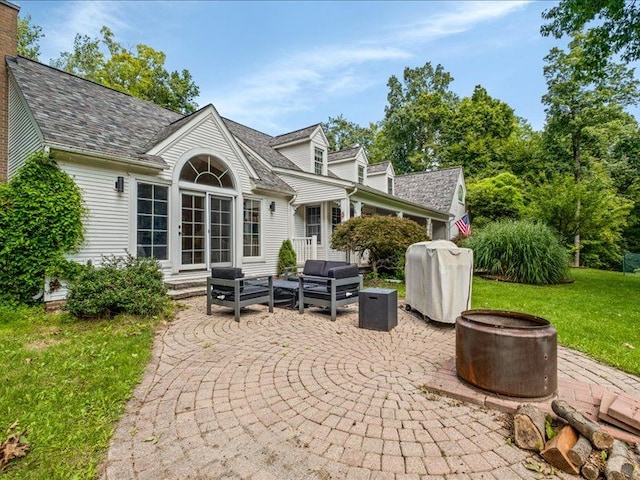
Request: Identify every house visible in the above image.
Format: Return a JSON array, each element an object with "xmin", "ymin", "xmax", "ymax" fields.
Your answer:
[
  {"xmin": 395, "ymin": 167, "xmax": 467, "ymax": 238},
  {"xmin": 0, "ymin": 1, "xmax": 461, "ymax": 299}
]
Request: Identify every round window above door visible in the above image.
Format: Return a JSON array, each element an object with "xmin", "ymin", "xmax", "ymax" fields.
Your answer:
[{"xmin": 179, "ymin": 154, "xmax": 234, "ymax": 188}]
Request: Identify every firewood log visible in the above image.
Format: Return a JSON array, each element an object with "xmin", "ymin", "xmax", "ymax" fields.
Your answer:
[
  {"xmin": 604, "ymin": 440, "xmax": 633, "ymax": 480},
  {"xmin": 568, "ymin": 434, "xmax": 593, "ymax": 467},
  {"xmin": 552, "ymin": 399, "xmax": 614, "ymax": 450},
  {"xmin": 540, "ymin": 424, "xmax": 580, "ymax": 475},
  {"xmin": 581, "ymin": 456, "xmax": 602, "ymax": 480},
  {"xmin": 514, "ymin": 404, "xmax": 547, "ymax": 452}
]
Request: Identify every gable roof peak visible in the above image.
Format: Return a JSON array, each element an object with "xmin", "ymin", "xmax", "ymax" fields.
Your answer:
[{"xmin": 269, "ymin": 123, "xmax": 322, "ymax": 147}]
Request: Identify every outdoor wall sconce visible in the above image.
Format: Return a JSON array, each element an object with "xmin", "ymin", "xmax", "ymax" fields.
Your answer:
[
  {"xmin": 269, "ymin": 201, "xmax": 276, "ymax": 213},
  {"xmin": 115, "ymin": 176, "xmax": 124, "ymax": 193}
]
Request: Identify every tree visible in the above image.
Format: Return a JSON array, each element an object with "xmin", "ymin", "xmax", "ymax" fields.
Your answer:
[
  {"xmin": 17, "ymin": 14, "xmax": 43, "ymax": 61},
  {"xmin": 322, "ymin": 115, "xmax": 378, "ymax": 152},
  {"xmin": 528, "ymin": 168, "xmax": 632, "ymax": 269},
  {"xmin": 440, "ymin": 85, "xmax": 520, "ymax": 178},
  {"xmin": 542, "ymin": 0, "xmax": 640, "ymax": 67},
  {"xmin": 466, "ymin": 172, "xmax": 526, "ymax": 228},
  {"xmin": 330, "ymin": 215, "xmax": 428, "ymax": 276},
  {"xmin": 52, "ymin": 27, "xmax": 200, "ymax": 114},
  {"xmin": 542, "ymin": 33, "xmax": 640, "ymax": 266},
  {"xmin": 373, "ymin": 62, "xmax": 458, "ymax": 173}
]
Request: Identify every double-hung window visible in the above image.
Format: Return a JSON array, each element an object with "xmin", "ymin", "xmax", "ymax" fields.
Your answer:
[
  {"xmin": 137, "ymin": 183, "xmax": 168, "ymax": 260},
  {"xmin": 314, "ymin": 147, "xmax": 324, "ymax": 175},
  {"xmin": 387, "ymin": 177, "xmax": 393, "ymax": 195},
  {"xmin": 243, "ymin": 199, "xmax": 261, "ymax": 257},
  {"xmin": 358, "ymin": 165, "xmax": 364, "ymax": 184},
  {"xmin": 306, "ymin": 205, "xmax": 321, "ymax": 243},
  {"xmin": 331, "ymin": 206, "xmax": 341, "ymax": 232}
]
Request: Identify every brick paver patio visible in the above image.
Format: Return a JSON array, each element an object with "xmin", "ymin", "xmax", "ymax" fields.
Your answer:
[{"xmin": 102, "ymin": 298, "xmax": 640, "ymax": 479}]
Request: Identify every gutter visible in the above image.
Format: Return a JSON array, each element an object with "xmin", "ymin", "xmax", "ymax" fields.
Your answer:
[{"xmin": 46, "ymin": 143, "xmax": 167, "ymax": 171}]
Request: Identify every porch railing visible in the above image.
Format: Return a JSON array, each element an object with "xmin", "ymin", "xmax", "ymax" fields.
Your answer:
[{"xmin": 291, "ymin": 236, "xmax": 317, "ymax": 265}]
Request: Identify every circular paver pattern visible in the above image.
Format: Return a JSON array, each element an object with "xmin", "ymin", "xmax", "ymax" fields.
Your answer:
[{"xmin": 102, "ymin": 298, "xmax": 630, "ymax": 480}]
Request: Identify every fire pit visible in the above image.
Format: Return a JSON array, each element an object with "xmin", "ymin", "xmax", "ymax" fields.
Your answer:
[{"xmin": 456, "ymin": 310, "xmax": 557, "ymax": 399}]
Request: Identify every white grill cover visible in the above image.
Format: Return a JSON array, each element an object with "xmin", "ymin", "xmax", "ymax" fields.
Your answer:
[{"xmin": 405, "ymin": 240, "xmax": 473, "ymax": 324}]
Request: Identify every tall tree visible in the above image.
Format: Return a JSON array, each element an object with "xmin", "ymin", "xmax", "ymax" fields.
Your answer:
[
  {"xmin": 374, "ymin": 62, "xmax": 458, "ymax": 173},
  {"xmin": 440, "ymin": 85, "xmax": 519, "ymax": 178},
  {"xmin": 542, "ymin": 0, "xmax": 640, "ymax": 67},
  {"xmin": 542, "ymin": 33, "xmax": 639, "ymax": 266},
  {"xmin": 17, "ymin": 14, "xmax": 43, "ymax": 61},
  {"xmin": 322, "ymin": 115, "xmax": 378, "ymax": 152},
  {"xmin": 52, "ymin": 27, "xmax": 200, "ymax": 114}
]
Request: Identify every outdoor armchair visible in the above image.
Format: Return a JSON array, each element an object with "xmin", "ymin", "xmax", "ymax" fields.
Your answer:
[
  {"xmin": 298, "ymin": 263, "xmax": 362, "ymax": 321},
  {"xmin": 206, "ymin": 267, "xmax": 273, "ymax": 322}
]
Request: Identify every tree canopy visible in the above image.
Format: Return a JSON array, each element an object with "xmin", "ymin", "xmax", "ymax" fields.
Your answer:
[
  {"xmin": 322, "ymin": 115, "xmax": 378, "ymax": 153},
  {"xmin": 52, "ymin": 27, "xmax": 200, "ymax": 114},
  {"xmin": 542, "ymin": 0, "xmax": 640, "ymax": 66},
  {"xmin": 17, "ymin": 14, "xmax": 43, "ymax": 61}
]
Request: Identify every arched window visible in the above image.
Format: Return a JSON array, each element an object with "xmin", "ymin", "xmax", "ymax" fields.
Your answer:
[{"xmin": 179, "ymin": 154, "xmax": 234, "ymax": 188}]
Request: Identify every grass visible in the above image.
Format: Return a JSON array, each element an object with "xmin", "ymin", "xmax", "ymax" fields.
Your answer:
[
  {"xmin": 0, "ymin": 304, "xmax": 169, "ymax": 479},
  {"xmin": 367, "ymin": 269, "xmax": 640, "ymax": 376},
  {"xmin": 471, "ymin": 268, "xmax": 640, "ymax": 376}
]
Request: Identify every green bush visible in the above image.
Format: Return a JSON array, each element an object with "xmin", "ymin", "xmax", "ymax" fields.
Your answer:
[
  {"xmin": 277, "ymin": 239, "xmax": 297, "ymax": 276},
  {"xmin": 0, "ymin": 152, "xmax": 85, "ymax": 304},
  {"xmin": 464, "ymin": 220, "xmax": 569, "ymax": 285},
  {"xmin": 66, "ymin": 254, "xmax": 168, "ymax": 318},
  {"xmin": 331, "ymin": 215, "xmax": 429, "ymax": 278}
]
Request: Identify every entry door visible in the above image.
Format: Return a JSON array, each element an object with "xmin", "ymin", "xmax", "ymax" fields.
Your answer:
[
  {"xmin": 209, "ymin": 195, "xmax": 232, "ymax": 265},
  {"xmin": 181, "ymin": 193, "xmax": 206, "ymax": 269},
  {"xmin": 180, "ymin": 193, "xmax": 233, "ymax": 270}
]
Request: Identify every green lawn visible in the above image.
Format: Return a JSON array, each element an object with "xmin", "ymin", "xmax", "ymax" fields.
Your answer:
[
  {"xmin": 471, "ymin": 268, "xmax": 640, "ymax": 376},
  {"xmin": 0, "ymin": 305, "xmax": 168, "ymax": 479},
  {"xmin": 372, "ymin": 268, "xmax": 640, "ymax": 376}
]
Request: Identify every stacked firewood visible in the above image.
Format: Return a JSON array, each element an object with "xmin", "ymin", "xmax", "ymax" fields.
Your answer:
[{"xmin": 514, "ymin": 400, "xmax": 639, "ymax": 479}]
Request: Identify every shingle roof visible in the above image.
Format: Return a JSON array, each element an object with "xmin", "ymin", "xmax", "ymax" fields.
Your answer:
[
  {"xmin": 223, "ymin": 118, "xmax": 302, "ymax": 171},
  {"xmin": 367, "ymin": 161, "xmax": 390, "ymax": 174},
  {"xmin": 269, "ymin": 124, "xmax": 320, "ymax": 147},
  {"xmin": 328, "ymin": 147, "xmax": 359, "ymax": 163},
  {"xmin": 238, "ymin": 146, "xmax": 295, "ymax": 194},
  {"xmin": 8, "ymin": 56, "xmax": 182, "ymax": 168},
  {"xmin": 394, "ymin": 167, "xmax": 462, "ymax": 212}
]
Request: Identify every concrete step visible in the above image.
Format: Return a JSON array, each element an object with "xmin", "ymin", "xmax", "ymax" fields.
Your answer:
[
  {"xmin": 165, "ymin": 278, "xmax": 206, "ymax": 289},
  {"xmin": 168, "ymin": 285, "xmax": 206, "ymax": 300}
]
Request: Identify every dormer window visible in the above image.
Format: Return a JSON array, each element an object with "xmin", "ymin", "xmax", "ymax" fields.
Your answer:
[
  {"xmin": 387, "ymin": 177, "xmax": 393, "ymax": 195},
  {"xmin": 458, "ymin": 185, "xmax": 464, "ymax": 203},
  {"xmin": 358, "ymin": 165, "xmax": 364, "ymax": 184},
  {"xmin": 314, "ymin": 147, "xmax": 324, "ymax": 175}
]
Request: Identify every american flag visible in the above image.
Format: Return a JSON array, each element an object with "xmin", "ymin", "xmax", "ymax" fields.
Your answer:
[{"xmin": 455, "ymin": 213, "xmax": 471, "ymax": 236}]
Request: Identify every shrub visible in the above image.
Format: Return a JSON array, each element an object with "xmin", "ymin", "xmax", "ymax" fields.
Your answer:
[
  {"xmin": 0, "ymin": 152, "xmax": 85, "ymax": 303},
  {"xmin": 66, "ymin": 254, "xmax": 169, "ymax": 318},
  {"xmin": 464, "ymin": 220, "xmax": 570, "ymax": 285},
  {"xmin": 331, "ymin": 215, "xmax": 429, "ymax": 277},
  {"xmin": 277, "ymin": 239, "xmax": 297, "ymax": 276}
]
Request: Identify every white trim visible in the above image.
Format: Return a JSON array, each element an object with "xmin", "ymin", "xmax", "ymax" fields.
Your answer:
[{"xmin": 241, "ymin": 195, "xmax": 265, "ymax": 263}]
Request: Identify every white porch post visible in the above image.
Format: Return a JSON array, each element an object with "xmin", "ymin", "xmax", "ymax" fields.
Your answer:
[
  {"xmin": 340, "ymin": 198, "xmax": 350, "ymax": 221},
  {"xmin": 427, "ymin": 218, "xmax": 433, "ymax": 238},
  {"xmin": 353, "ymin": 201, "xmax": 362, "ymax": 217},
  {"xmin": 397, "ymin": 211, "xmax": 403, "ymax": 218}
]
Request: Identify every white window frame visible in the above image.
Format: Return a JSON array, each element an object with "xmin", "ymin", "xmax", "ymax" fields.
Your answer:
[
  {"xmin": 136, "ymin": 182, "xmax": 169, "ymax": 261},
  {"xmin": 306, "ymin": 205, "xmax": 321, "ymax": 244},
  {"xmin": 358, "ymin": 165, "xmax": 364, "ymax": 184},
  {"xmin": 242, "ymin": 197, "xmax": 263, "ymax": 260},
  {"xmin": 387, "ymin": 177, "xmax": 393, "ymax": 195},
  {"xmin": 314, "ymin": 147, "xmax": 324, "ymax": 175}
]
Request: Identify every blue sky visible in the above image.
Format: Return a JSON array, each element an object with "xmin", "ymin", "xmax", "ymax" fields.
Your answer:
[{"xmin": 17, "ymin": 1, "xmax": 630, "ymax": 136}]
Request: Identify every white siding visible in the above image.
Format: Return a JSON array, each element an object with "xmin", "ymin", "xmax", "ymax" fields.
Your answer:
[
  {"xmin": 276, "ymin": 142, "xmax": 310, "ymax": 172},
  {"xmin": 278, "ymin": 174, "xmax": 345, "ymax": 204},
  {"xmin": 58, "ymin": 161, "xmax": 132, "ymax": 264},
  {"xmin": 328, "ymin": 161, "xmax": 356, "ymax": 182},
  {"xmin": 366, "ymin": 173, "xmax": 389, "ymax": 193},
  {"xmin": 8, "ymin": 76, "xmax": 42, "ymax": 178},
  {"xmin": 155, "ymin": 115, "xmax": 253, "ymax": 193}
]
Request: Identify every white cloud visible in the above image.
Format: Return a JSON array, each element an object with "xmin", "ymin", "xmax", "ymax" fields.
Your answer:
[
  {"xmin": 39, "ymin": 1, "xmax": 129, "ymax": 63},
  {"xmin": 390, "ymin": 1, "xmax": 531, "ymax": 44},
  {"xmin": 213, "ymin": 45, "xmax": 411, "ymax": 132}
]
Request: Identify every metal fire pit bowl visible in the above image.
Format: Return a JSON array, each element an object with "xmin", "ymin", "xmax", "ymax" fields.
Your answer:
[{"xmin": 455, "ymin": 310, "xmax": 557, "ymax": 399}]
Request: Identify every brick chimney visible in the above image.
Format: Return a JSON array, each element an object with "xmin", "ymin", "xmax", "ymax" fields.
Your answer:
[{"xmin": 0, "ymin": 0, "xmax": 19, "ymax": 183}]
